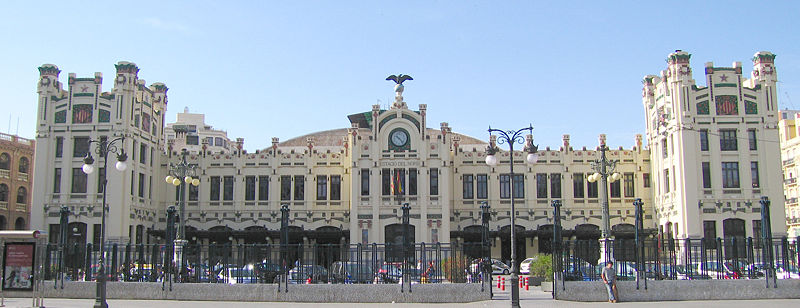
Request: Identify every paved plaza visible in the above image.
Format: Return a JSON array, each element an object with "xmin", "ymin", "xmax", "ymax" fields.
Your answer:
[{"xmin": 4, "ymin": 286, "xmax": 800, "ymax": 308}]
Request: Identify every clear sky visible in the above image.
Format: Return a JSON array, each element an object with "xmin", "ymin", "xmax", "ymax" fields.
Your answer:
[{"xmin": 2, "ymin": 1, "xmax": 799, "ymax": 151}]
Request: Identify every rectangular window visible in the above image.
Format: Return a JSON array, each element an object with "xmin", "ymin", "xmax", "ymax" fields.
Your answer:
[
  {"xmin": 71, "ymin": 168, "xmax": 87, "ymax": 193},
  {"xmin": 573, "ymin": 173, "xmax": 584, "ymax": 198},
  {"xmin": 280, "ymin": 175, "xmax": 291, "ymax": 200},
  {"xmin": 396, "ymin": 169, "xmax": 406, "ymax": 195},
  {"xmin": 131, "ymin": 171, "xmax": 135, "ymax": 195},
  {"xmin": 258, "ymin": 176, "xmax": 269, "ymax": 201},
  {"xmin": 463, "ymin": 174, "xmax": 474, "ymax": 199},
  {"xmin": 664, "ymin": 169, "xmax": 671, "ymax": 193},
  {"xmin": 55, "ymin": 137, "xmax": 63, "ymax": 158},
  {"xmin": 73, "ymin": 137, "xmax": 90, "ymax": 158},
  {"xmin": 513, "ymin": 174, "xmax": 524, "ymax": 198},
  {"xmin": 720, "ymin": 129, "xmax": 738, "ymax": 151},
  {"xmin": 381, "ymin": 169, "xmax": 390, "ymax": 196},
  {"xmin": 97, "ymin": 168, "xmax": 105, "ymax": 194},
  {"xmin": 476, "ymin": 174, "xmax": 488, "ymax": 199},
  {"xmin": 700, "ymin": 129, "xmax": 709, "ymax": 151},
  {"xmin": 610, "ymin": 179, "xmax": 621, "ymax": 198},
  {"xmin": 186, "ymin": 135, "xmax": 199, "ymax": 145},
  {"xmin": 431, "ymin": 229, "xmax": 439, "ymax": 243},
  {"xmin": 188, "ymin": 179, "xmax": 199, "ymax": 201},
  {"xmin": 499, "ymin": 174, "xmax": 511, "ymax": 199},
  {"xmin": 702, "ymin": 162, "xmax": 712, "ymax": 188},
  {"xmin": 293, "ymin": 175, "xmax": 304, "ymax": 200},
  {"xmin": 408, "ymin": 169, "xmax": 417, "ymax": 195},
  {"xmin": 139, "ymin": 144, "xmax": 147, "ymax": 164},
  {"xmin": 53, "ymin": 168, "xmax": 62, "ymax": 193},
  {"xmin": 331, "ymin": 175, "xmax": 341, "ymax": 200},
  {"xmin": 587, "ymin": 176, "xmax": 598, "ymax": 198},
  {"xmin": 643, "ymin": 173, "xmax": 651, "ymax": 188},
  {"xmin": 751, "ymin": 162, "xmax": 760, "ymax": 188},
  {"xmin": 223, "ymin": 176, "xmax": 234, "ymax": 200},
  {"xmin": 362, "ymin": 229, "xmax": 369, "ymax": 246},
  {"xmin": 623, "ymin": 173, "xmax": 635, "ymax": 198},
  {"xmin": 748, "ymin": 129, "xmax": 757, "ymax": 150},
  {"xmin": 662, "ymin": 139, "xmax": 668, "ymax": 158},
  {"xmin": 138, "ymin": 173, "xmax": 145, "ymax": 198},
  {"xmin": 132, "ymin": 141, "xmax": 137, "ymax": 162},
  {"xmin": 536, "ymin": 173, "xmax": 547, "ymax": 198},
  {"xmin": 753, "ymin": 220, "xmax": 762, "ymax": 240},
  {"xmin": 210, "ymin": 176, "xmax": 220, "ymax": 201},
  {"xmin": 245, "ymin": 176, "xmax": 256, "ymax": 201},
  {"xmin": 317, "ymin": 175, "xmax": 328, "ymax": 200},
  {"xmin": 722, "ymin": 162, "xmax": 740, "ymax": 188},
  {"xmin": 360, "ymin": 169, "xmax": 370, "ymax": 196},
  {"xmin": 703, "ymin": 220, "xmax": 717, "ymax": 247},
  {"xmin": 550, "ymin": 173, "xmax": 561, "ymax": 198},
  {"xmin": 430, "ymin": 168, "xmax": 439, "ymax": 195}
]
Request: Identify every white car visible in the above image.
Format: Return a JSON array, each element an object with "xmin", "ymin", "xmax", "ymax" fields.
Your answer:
[{"xmin": 520, "ymin": 257, "xmax": 536, "ymax": 274}]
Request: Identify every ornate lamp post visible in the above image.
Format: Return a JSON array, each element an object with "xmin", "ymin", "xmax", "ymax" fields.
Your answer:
[
  {"xmin": 164, "ymin": 149, "xmax": 200, "ymax": 280},
  {"xmin": 484, "ymin": 125, "xmax": 538, "ymax": 308},
  {"xmin": 480, "ymin": 201, "xmax": 492, "ymax": 296},
  {"xmin": 279, "ymin": 203, "xmax": 290, "ymax": 292},
  {"xmin": 81, "ymin": 136, "xmax": 128, "ymax": 308},
  {"xmin": 586, "ymin": 135, "xmax": 620, "ymax": 263}
]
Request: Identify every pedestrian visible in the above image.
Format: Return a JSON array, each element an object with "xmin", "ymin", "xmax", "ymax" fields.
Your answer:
[{"xmin": 601, "ymin": 261, "xmax": 618, "ymax": 303}]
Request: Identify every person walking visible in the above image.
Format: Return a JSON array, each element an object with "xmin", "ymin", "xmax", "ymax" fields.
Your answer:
[{"xmin": 601, "ymin": 261, "xmax": 618, "ymax": 303}]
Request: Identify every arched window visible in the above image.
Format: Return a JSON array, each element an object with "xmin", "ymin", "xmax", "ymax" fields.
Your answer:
[
  {"xmin": 0, "ymin": 153, "xmax": 9, "ymax": 170},
  {"xmin": 18, "ymin": 157, "xmax": 29, "ymax": 174},
  {"xmin": 0, "ymin": 184, "xmax": 8, "ymax": 202},
  {"xmin": 16, "ymin": 187, "xmax": 27, "ymax": 204},
  {"xmin": 14, "ymin": 217, "xmax": 25, "ymax": 230}
]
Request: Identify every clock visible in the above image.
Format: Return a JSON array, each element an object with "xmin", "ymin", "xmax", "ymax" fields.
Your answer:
[{"xmin": 390, "ymin": 129, "xmax": 409, "ymax": 147}]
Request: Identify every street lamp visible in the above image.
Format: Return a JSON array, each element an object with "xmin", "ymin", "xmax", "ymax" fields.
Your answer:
[
  {"xmin": 485, "ymin": 125, "xmax": 537, "ymax": 308},
  {"xmin": 164, "ymin": 148, "xmax": 200, "ymax": 281},
  {"xmin": 81, "ymin": 136, "xmax": 127, "ymax": 308},
  {"xmin": 586, "ymin": 135, "xmax": 620, "ymax": 263},
  {"xmin": 480, "ymin": 201, "xmax": 492, "ymax": 297}
]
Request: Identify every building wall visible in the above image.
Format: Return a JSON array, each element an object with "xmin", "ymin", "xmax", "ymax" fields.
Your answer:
[
  {"xmin": 643, "ymin": 51, "xmax": 786, "ymax": 240},
  {"xmin": 31, "ymin": 63, "xmax": 168, "ymax": 244},
  {"xmin": 0, "ymin": 132, "xmax": 34, "ymax": 230},
  {"xmin": 779, "ymin": 110, "xmax": 800, "ymax": 237}
]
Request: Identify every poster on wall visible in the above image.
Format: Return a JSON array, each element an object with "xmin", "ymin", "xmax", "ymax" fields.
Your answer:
[{"xmin": 2, "ymin": 242, "xmax": 35, "ymax": 291}]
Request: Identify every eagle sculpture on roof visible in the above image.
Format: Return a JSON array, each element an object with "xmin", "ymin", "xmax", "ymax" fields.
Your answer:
[{"xmin": 385, "ymin": 74, "xmax": 413, "ymax": 84}]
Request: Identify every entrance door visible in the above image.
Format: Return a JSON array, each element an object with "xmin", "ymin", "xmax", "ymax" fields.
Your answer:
[{"xmin": 385, "ymin": 224, "xmax": 415, "ymax": 262}]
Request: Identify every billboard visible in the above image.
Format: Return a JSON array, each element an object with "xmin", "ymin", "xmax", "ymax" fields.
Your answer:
[{"xmin": 3, "ymin": 242, "xmax": 35, "ymax": 291}]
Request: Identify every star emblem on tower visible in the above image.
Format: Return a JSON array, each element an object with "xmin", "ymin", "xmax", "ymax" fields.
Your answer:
[{"xmin": 719, "ymin": 75, "xmax": 728, "ymax": 82}]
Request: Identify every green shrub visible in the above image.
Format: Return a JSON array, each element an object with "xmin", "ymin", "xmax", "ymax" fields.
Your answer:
[{"xmin": 529, "ymin": 254, "xmax": 553, "ymax": 282}]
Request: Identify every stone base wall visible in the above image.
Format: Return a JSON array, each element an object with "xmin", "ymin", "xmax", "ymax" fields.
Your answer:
[
  {"xmin": 554, "ymin": 280, "xmax": 800, "ymax": 302},
  {"xmin": 3, "ymin": 281, "xmax": 490, "ymax": 303}
]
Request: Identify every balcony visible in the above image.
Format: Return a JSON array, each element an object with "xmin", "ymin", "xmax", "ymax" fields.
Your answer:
[
  {"xmin": 0, "ymin": 169, "xmax": 8, "ymax": 178},
  {"xmin": 786, "ymin": 177, "xmax": 797, "ymax": 185},
  {"xmin": 787, "ymin": 197, "xmax": 798, "ymax": 205},
  {"xmin": 784, "ymin": 158, "xmax": 795, "ymax": 166}
]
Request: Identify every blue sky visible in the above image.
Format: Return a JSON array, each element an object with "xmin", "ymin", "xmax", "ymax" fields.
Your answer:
[{"xmin": 2, "ymin": 1, "xmax": 799, "ymax": 151}]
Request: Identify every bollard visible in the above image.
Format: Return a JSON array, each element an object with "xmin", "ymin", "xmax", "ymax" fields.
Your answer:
[
  {"xmin": 501, "ymin": 277, "xmax": 506, "ymax": 291},
  {"xmin": 525, "ymin": 277, "xmax": 529, "ymax": 291},
  {"xmin": 497, "ymin": 276, "xmax": 501, "ymax": 288}
]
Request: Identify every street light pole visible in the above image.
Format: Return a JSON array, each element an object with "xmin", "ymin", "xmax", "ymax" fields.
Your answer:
[
  {"xmin": 485, "ymin": 125, "xmax": 538, "ymax": 308},
  {"xmin": 587, "ymin": 135, "xmax": 620, "ymax": 263},
  {"xmin": 480, "ymin": 201, "xmax": 492, "ymax": 297},
  {"xmin": 164, "ymin": 149, "xmax": 200, "ymax": 281},
  {"xmin": 81, "ymin": 136, "xmax": 128, "ymax": 308}
]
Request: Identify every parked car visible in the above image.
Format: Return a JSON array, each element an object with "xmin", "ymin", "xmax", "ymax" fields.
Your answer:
[
  {"xmin": 490, "ymin": 259, "xmax": 510, "ymax": 275},
  {"xmin": 253, "ymin": 262, "xmax": 283, "ymax": 283},
  {"xmin": 289, "ymin": 264, "xmax": 329, "ymax": 284},
  {"xmin": 330, "ymin": 261, "xmax": 374, "ymax": 283},
  {"xmin": 376, "ymin": 263, "xmax": 402, "ymax": 283},
  {"xmin": 520, "ymin": 257, "xmax": 536, "ymax": 275},
  {"xmin": 221, "ymin": 268, "xmax": 258, "ymax": 284},
  {"xmin": 694, "ymin": 261, "xmax": 741, "ymax": 279}
]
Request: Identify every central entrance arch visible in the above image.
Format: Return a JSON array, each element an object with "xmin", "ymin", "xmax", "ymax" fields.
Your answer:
[{"xmin": 385, "ymin": 224, "xmax": 415, "ymax": 262}]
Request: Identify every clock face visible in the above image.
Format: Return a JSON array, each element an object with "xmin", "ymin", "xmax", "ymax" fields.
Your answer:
[{"xmin": 391, "ymin": 130, "xmax": 409, "ymax": 147}]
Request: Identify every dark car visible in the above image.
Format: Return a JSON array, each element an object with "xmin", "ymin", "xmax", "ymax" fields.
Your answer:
[
  {"xmin": 330, "ymin": 261, "xmax": 374, "ymax": 284},
  {"xmin": 253, "ymin": 262, "xmax": 283, "ymax": 283}
]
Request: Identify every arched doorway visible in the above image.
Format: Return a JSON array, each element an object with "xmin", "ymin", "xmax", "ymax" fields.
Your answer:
[
  {"xmin": 208, "ymin": 226, "xmax": 234, "ymax": 265},
  {"xmin": 573, "ymin": 224, "xmax": 600, "ymax": 263},
  {"xmin": 66, "ymin": 222, "xmax": 87, "ymax": 270},
  {"xmin": 723, "ymin": 218, "xmax": 746, "ymax": 260},
  {"xmin": 14, "ymin": 217, "xmax": 25, "ymax": 230},
  {"xmin": 385, "ymin": 223, "xmax": 415, "ymax": 262},
  {"xmin": 612, "ymin": 224, "xmax": 636, "ymax": 262},
  {"xmin": 462, "ymin": 225, "xmax": 486, "ymax": 260},
  {"xmin": 314, "ymin": 226, "xmax": 343, "ymax": 267},
  {"xmin": 499, "ymin": 225, "xmax": 526, "ymax": 267},
  {"xmin": 0, "ymin": 215, "xmax": 6, "ymax": 230},
  {"xmin": 537, "ymin": 225, "xmax": 553, "ymax": 254}
]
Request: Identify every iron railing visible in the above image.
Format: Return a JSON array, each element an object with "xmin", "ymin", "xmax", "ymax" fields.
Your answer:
[{"xmin": 43, "ymin": 242, "xmax": 486, "ymax": 286}]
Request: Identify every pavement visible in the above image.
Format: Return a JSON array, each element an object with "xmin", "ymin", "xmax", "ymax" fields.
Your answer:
[{"xmin": 3, "ymin": 281, "xmax": 800, "ymax": 307}]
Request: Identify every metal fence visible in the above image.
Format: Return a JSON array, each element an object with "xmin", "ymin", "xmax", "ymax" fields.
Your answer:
[
  {"xmin": 44, "ymin": 242, "xmax": 486, "ymax": 286},
  {"xmin": 554, "ymin": 237, "xmax": 799, "ymax": 287}
]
